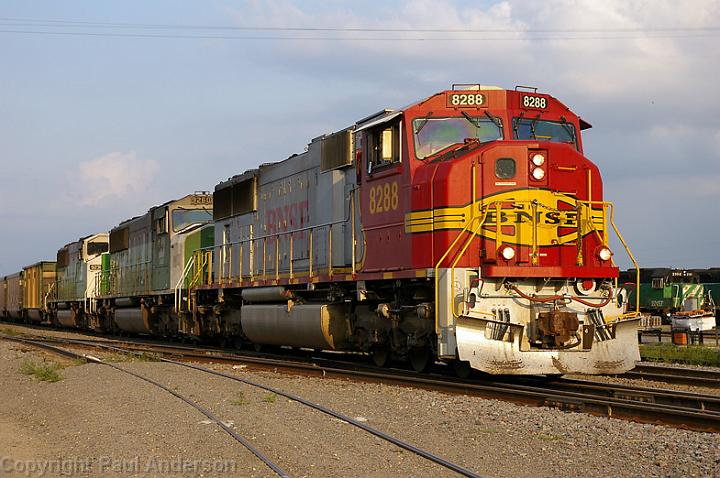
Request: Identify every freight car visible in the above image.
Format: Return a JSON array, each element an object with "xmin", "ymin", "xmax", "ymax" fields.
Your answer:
[
  {"xmin": 183, "ymin": 84, "xmax": 640, "ymax": 375},
  {"xmin": 0, "ymin": 262, "xmax": 55, "ymax": 323},
  {"xmin": 1, "ymin": 85, "xmax": 642, "ymax": 376}
]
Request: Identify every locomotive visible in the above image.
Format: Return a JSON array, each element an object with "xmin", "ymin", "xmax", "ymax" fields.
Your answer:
[{"xmin": 0, "ymin": 85, "xmax": 641, "ymax": 376}]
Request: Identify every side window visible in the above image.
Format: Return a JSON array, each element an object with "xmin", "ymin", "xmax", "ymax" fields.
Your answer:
[{"xmin": 367, "ymin": 120, "xmax": 401, "ymax": 173}]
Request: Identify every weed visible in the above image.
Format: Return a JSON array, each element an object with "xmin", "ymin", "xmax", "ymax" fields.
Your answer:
[
  {"xmin": 105, "ymin": 351, "xmax": 160, "ymax": 363},
  {"xmin": 263, "ymin": 393, "xmax": 277, "ymax": 403},
  {"xmin": 535, "ymin": 432, "xmax": 562, "ymax": 441},
  {"xmin": 231, "ymin": 392, "xmax": 249, "ymax": 406},
  {"xmin": 0, "ymin": 327, "xmax": 20, "ymax": 337},
  {"xmin": 640, "ymin": 344, "xmax": 720, "ymax": 367},
  {"xmin": 20, "ymin": 359, "xmax": 63, "ymax": 382}
]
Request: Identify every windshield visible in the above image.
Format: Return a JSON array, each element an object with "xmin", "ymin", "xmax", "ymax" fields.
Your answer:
[
  {"xmin": 413, "ymin": 117, "xmax": 502, "ymax": 159},
  {"xmin": 86, "ymin": 241, "xmax": 108, "ymax": 257},
  {"xmin": 172, "ymin": 208, "xmax": 212, "ymax": 232},
  {"xmin": 513, "ymin": 117, "xmax": 577, "ymax": 147}
]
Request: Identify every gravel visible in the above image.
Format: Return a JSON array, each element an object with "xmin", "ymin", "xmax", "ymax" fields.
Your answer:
[{"xmin": 1, "ymin": 325, "xmax": 719, "ymax": 477}]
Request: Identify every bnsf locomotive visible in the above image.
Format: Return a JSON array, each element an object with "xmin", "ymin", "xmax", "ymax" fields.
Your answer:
[{"xmin": 0, "ymin": 85, "xmax": 641, "ymax": 375}]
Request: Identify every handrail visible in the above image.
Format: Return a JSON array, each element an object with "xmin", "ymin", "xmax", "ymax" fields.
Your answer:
[
  {"xmin": 605, "ymin": 202, "xmax": 641, "ymax": 316},
  {"xmin": 174, "ymin": 254, "xmax": 196, "ymax": 313},
  {"xmin": 202, "ymin": 220, "xmax": 348, "ymax": 287},
  {"xmin": 432, "ymin": 197, "xmax": 642, "ymax": 334},
  {"xmin": 433, "ymin": 203, "xmax": 496, "ymax": 333}
]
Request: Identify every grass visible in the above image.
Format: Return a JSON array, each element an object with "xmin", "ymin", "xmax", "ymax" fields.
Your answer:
[
  {"xmin": 640, "ymin": 343, "xmax": 720, "ymax": 367},
  {"xmin": 105, "ymin": 351, "xmax": 161, "ymax": 363},
  {"xmin": 231, "ymin": 392, "xmax": 249, "ymax": 406},
  {"xmin": 20, "ymin": 359, "xmax": 63, "ymax": 382},
  {"xmin": 535, "ymin": 433, "xmax": 563, "ymax": 441},
  {"xmin": 263, "ymin": 392, "xmax": 277, "ymax": 404},
  {"xmin": 0, "ymin": 327, "xmax": 20, "ymax": 336}
]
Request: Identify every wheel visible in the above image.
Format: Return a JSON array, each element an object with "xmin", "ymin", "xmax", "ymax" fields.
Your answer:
[
  {"xmin": 371, "ymin": 346, "xmax": 390, "ymax": 368},
  {"xmin": 409, "ymin": 347, "xmax": 434, "ymax": 373},
  {"xmin": 233, "ymin": 337, "xmax": 245, "ymax": 350},
  {"xmin": 452, "ymin": 359, "xmax": 472, "ymax": 379},
  {"xmin": 253, "ymin": 343, "xmax": 264, "ymax": 353}
]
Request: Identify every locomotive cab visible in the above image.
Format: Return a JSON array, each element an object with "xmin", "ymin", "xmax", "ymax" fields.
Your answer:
[{"xmin": 355, "ymin": 85, "xmax": 640, "ymax": 374}]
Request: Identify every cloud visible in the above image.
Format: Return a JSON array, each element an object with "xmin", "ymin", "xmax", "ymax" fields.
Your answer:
[{"xmin": 73, "ymin": 151, "xmax": 159, "ymax": 206}]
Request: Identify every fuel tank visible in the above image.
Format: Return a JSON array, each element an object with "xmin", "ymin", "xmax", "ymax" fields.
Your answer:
[
  {"xmin": 241, "ymin": 303, "xmax": 349, "ymax": 350},
  {"xmin": 57, "ymin": 309, "xmax": 81, "ymax": 328},
  {"xmin": 114, "ymin": 306, "xmax": 153, "ymax": 334}
]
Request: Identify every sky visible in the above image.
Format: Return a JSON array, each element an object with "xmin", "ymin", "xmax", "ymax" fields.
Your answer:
[{"xmin": 0, "ymin": 0, "xmax": 719, "ymax": 272}]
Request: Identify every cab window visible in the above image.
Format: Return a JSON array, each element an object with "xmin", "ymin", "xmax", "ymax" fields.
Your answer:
[
  {"xmin": 513, "ymin": 117, "xmax": 577, "ymax": 148},
  {"xmin": 367, "ymin": 120, "xmax": 400, "ymax": 173}
]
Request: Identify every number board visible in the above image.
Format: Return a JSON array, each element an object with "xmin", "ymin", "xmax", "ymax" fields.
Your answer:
[
  {"xmin": 521, "ymin": 95, "xmax": 547, "ymax": 109},
  {"xmin": 447, "ymin": 92, "xmax": 486, "ymax": 108},
  {"xmin": 190, "ymin": 195, "xmax": 213, "ymax": 205}
]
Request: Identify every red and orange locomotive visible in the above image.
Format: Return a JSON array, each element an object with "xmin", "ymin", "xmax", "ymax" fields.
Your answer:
[{"xmin": 189, "ymin": 85, "xmax": 640, "ymax": 375}]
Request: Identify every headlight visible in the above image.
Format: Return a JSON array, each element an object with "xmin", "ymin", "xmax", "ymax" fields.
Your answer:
[
  {"xmin": 500, "ymin": 245, "xmax": 515, "ymax": 260},
  {"xmin": 531, "ymin": 167, "xmax": 545, "ymax": 180},
  {"xmin": 598, "ymin": 247, "xmax": 612, "ymax": 261},
  {"xmin": 531, "ymin": 153, "xmax": 545, "ymax": 166}
]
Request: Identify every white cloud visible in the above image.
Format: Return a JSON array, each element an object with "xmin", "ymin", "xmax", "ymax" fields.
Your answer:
[{"xmin": 73, "ymin": 151, "xmax": 159, "ymax": 206}]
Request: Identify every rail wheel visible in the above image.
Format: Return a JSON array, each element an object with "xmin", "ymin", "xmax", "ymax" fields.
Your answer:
[
  {"xmin": 409, "ymin": 347, "xmax": 434, "ymax": 373},
  {"xmin": 452, "ymin": 359, "xmax": 472, "ymax": 379},
  {"xmin": 371, "ymin": 346, "xmax": 390, "ymax": 368}
]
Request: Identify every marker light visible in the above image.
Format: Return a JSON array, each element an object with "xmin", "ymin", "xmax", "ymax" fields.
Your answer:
[
  {"xmin": 531, "ymin": 153, "xmax": 545, "ymax": 166},
  {"xmin": 500, "ymin": 246, "xmax": 516, "ymax": 260},
  {"xmin": 598, "ymin": 247, "xmax": 613, "ymax": 261},
  {"xmin": 531, "ymin": 167, "xmax": 545, "ymax": 180}
]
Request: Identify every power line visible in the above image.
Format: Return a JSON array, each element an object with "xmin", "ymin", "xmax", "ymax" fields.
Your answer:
[
  {"xmin": 0, "ymin": 16, "xmax": 718, "ymax": 34},
  {"xmin": 0, "ymin": 29, "xmax": 717, "ymax": 41}
]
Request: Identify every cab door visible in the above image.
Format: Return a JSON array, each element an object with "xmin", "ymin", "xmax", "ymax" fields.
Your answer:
[{"xmin": 357, "ymin": 115, "xmax": 411, "ymax": 273}]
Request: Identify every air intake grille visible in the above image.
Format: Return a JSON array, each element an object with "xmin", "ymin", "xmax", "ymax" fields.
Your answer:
[{"xmin": 321, "ymin": 129, "xmax": 353, "ymax": 172}]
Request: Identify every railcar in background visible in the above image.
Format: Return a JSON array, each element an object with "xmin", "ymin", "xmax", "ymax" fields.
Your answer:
[
  {"xmin": 622, "ymin": 268, "xmax": 706, "ymax": 316},
  {"xmin": 0, "ymin": 263, "xmax": 55, "ymax": 323},
  {"xmin": 22, "ymin": 262, "xmax": 56, "ymax": 323}
]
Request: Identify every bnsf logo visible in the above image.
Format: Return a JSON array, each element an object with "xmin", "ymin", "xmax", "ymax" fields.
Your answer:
[{"xmin": 405, "ymin": 189, "xmax": 604, "ymax": 247}]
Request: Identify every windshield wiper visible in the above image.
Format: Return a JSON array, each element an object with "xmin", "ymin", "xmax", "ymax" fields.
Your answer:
[
  {"xmin": 414, "ymin": 111, "xmax": 433, "ymax": 135},
  {"xmin": 530, "ymin": 114, "xmax": 541, "ymax": 139},
  {"xmin": 513, "ymin": 111, "xmax": 524, "ymax": 138},
  {"xmin": 559, "ymin": 116, "xmax": 576, "ymax": 143},
  {"xmin": 461, "ymin": 110, "xmax": 478, "ymax": 127},
  {"xmin": 484, "ymin": 110, "xmax": 502, "ymax": 129}
]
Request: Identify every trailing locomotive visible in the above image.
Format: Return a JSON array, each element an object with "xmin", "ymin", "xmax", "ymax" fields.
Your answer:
[{"xmin": 1, "ymin": 85, "xmax": 641, "ymax": 376}]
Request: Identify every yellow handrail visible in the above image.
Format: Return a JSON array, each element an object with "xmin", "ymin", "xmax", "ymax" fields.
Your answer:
[{"xmin": 433, "ymin": 203, "xmax": 495, "ymax": 333}]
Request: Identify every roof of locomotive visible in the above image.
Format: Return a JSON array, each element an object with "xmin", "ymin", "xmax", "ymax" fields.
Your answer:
[
  {"xmin": 111, "ymin": 192, "xmax": 212, "ymax": 231},
  {"xmin": 58, "ymin": 232, "xmax": 109, "ymax": 252}
]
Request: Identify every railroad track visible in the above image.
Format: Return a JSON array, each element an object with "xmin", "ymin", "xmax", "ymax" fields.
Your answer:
[
  {"xmin": 5, "ymin": 330, "xmax": 720, "ymax": 433},
  {"xmin": 0, "ymin": 333, "xmax": 484, "ymax": 478},
  {"xmin": 621, "ymin": 363, "xmax": 720, "ymax": 388}
]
